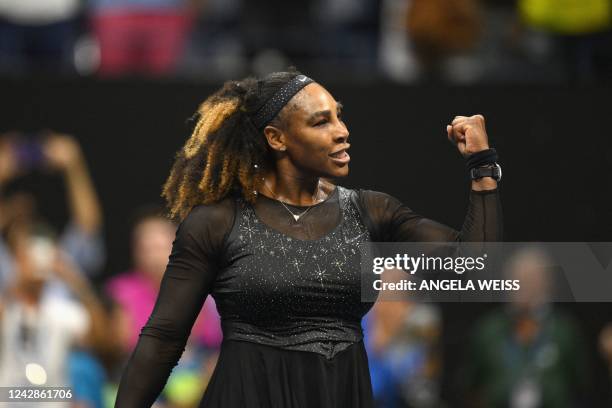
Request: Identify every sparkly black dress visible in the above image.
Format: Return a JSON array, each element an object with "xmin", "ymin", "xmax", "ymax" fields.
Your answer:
[{"xmin": 114, "ymin": 186, "xmax": 502, "ymax": 408}]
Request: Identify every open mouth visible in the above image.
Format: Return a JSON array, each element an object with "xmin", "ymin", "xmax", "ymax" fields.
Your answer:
[
  {"xmin": 329, "ymin": 149, "xmax": 350, "ymax": 163},
  {"xmin": 329, "ymin": 149, "xmax": 347, "ymax": 158}
]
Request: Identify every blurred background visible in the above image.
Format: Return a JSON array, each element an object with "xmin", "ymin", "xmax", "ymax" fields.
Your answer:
[
  {"xmin": 0, "ymin": 0, "xmax": 611, "ymax": 82},
  {"xmin": 1, "ymin": 0, "xmax": 612, "ymax": 407}
]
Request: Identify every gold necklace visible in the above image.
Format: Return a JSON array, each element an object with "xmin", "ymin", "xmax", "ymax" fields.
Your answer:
[{"xmin": 261, "ymin": 180, "xmax": 322, "ymax": 222}]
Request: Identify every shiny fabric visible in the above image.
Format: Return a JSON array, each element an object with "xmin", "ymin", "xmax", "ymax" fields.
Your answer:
[{"xmin": 219, "ymin": 187, "xmax": 372, "ymax": 359}]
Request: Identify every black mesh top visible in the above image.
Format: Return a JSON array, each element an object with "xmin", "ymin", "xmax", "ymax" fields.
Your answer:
[{"xmin": 114, "ymin": 186, "xmax": 502, "ymax": 407}]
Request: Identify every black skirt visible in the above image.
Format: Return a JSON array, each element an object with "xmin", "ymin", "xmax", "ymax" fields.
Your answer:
[{"xmin": 199, "ymin": 340, "xmax": 374, "ymax": 407}]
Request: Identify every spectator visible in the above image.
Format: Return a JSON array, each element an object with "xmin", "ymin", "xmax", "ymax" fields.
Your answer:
[
  {"xmin": 364, "ymin": 268, "xmax": 442, "ymax": 408},
  {"xmin": 379, "ymin": 0, "xmax": 484, "ymax": 83},
  {"xmin": 461, "ymin": 247, "xmax": 591, "ymax": 408},
  {"xmin": 0, "ymin": 221, "xmax": 113, "ymax": 408},
  {"xmin": 106, "ymin": 207, "xmax": 221, "ymax": 353},
  {"xmin": 88, "ymin": 0, "xmax": 202, "ymax": 76},
  {"xmin": 0, "ymin": 132, "xmax": 111, "ymax": 408},
  {"xmin": 0, "ymin": 132, "xmax": 105, "ymax": 293}
]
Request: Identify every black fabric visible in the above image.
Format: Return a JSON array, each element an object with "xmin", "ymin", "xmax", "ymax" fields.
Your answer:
[
  {"xmin": 217, "ymin": 187, "xmax": 372, "ymax": 359},
  {"xmin": 200, "ymin": 340, "xmax": 374, "ymax": 407},
  {"xmin": 356, "ymin": 188, "xmax": 503, "ymax": 242},
  {"xmin": 114, "ymin": 186, "xmax": 502, "ymax": 408},
  {"xmin": 251, "ymin": 74, "xmax": 315, "ymax": 129},
  {"xmin": 466, "ymin": 148, "xmax": 498, "ymax": 170}
]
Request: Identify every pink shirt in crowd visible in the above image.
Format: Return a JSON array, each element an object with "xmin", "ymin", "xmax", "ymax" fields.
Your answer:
[{"xmin": 106, "ymin": 270, "xmax": 222, "ymax": 350}]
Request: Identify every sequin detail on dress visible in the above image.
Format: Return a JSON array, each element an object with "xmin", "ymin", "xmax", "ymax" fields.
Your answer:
[{"xmin": 216, "ymin": 186, "xmax": 373, "ymax": 359}]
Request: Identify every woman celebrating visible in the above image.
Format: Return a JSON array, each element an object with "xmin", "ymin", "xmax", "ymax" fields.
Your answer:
[{"xmin": 114, "ymin": 70, "xmax": 502, "ymax": 407}]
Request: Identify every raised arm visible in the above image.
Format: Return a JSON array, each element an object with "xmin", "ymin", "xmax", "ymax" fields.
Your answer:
[
  {"xmin": 357, "ymin": 114, "xmax": 502, "ymax": 242},
  {"xmin": 357, "ymin": 187, "xmax": 501, "ymax": 242},
  {"xmin": 114, "ymin": 202, "xmax": 234, "ymax": 407},
  {"xmin": 444, "ymin": 114, "xmax": 502, "ymax": 240},
  {"xmin": 44, "ymin": 133, "xmax": 103, "ymax": 235},
  {"xmin": 43, "ymin": 133, "xmax": 106, "ymax": 276}
]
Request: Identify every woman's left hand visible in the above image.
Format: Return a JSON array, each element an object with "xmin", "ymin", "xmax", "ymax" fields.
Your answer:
[{"xmin": 446, "ymin": 114, "xmax": 490, "ymax": 157}]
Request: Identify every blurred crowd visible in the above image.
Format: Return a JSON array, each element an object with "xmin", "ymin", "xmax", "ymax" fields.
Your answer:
[
  {"xmin": 1, "ymin": 133, "xmax": 612, "ymax": 408},
  {"xmin": 0, "ymin": 0, "xmax": 610, "ymax": 83},
  {"xmin": 0, "ymin": 133, "xmax": 221, "ymax": 407}
]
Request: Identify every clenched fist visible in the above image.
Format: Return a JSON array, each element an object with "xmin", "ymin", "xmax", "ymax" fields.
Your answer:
[{"xmin": 446, "ymin": 114, "xmax": 490, "ymax": 157}]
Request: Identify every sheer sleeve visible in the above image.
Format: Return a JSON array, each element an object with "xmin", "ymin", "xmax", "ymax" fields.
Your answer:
[
  {"xmin": 114, "ymin": 200, "xmax": 235, "ymax": 408},
  {"xmin": 357, "ymin": 189, "xmax": 502, "ymax": 242}
]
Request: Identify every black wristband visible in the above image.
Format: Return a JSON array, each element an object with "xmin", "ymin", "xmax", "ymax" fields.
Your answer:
[{"xmin": 466, "ymin": 148, "xmax": 498, "ymax": 171}]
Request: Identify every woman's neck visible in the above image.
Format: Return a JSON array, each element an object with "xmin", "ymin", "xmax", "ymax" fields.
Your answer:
[{"xmin": 261, "ymin": 170, "xmax": 329, "ymax": 206}]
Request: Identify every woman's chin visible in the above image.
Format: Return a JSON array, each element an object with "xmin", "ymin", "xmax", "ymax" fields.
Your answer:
[
  {"xmin": 330, "ymin": 166, "xmax": 349, "ymax": 179},
  {"xmin": 313, "ymin": 164, "xmax": 349, "ymax": 180}
]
